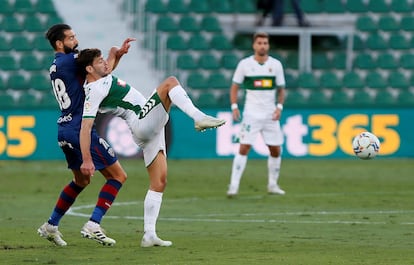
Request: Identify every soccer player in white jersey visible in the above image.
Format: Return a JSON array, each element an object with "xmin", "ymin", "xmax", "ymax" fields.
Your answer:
[
  {"xmin": 227, "ymin": 32, "xmax": 286, "ymax": 197},
  {"xmin": 76, "ymin": 48, "xmax": 225, "ymax": 247}
]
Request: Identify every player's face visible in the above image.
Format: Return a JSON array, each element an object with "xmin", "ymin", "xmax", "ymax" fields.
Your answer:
[
  {"xmin": 62, "ymin": 30, "xmax": 79, "ymax": 54},
  {"xmin": 91, "ymin": 55, "xmax": 109, "ymax": 77},
  {"xmin": 253, "ymin": 37, "xmax": 269, "ymax": 57}
]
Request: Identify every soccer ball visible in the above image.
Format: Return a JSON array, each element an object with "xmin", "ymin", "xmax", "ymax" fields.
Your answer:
[{"xmin": 352, "ymin": 132, "xmax": 380, "ymax": 160}]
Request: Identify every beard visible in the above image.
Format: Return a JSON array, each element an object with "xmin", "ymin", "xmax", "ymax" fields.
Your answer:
[{"xmin": 63, "ymin": 44, "xmax": 79, "ymax": 54}]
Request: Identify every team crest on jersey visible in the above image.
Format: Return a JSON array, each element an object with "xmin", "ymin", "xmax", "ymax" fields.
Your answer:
[{"xmin": 117, "ymin": 78, "xmax": 127, "ymax": 87}]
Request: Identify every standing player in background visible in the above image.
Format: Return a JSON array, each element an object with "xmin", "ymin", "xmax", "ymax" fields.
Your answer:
[
  {"xmin": 227, "ymin": 32, "xmax": 286, "ymax": 197},
  {"xmin": 37, "ymin": 24, "xmax": 134, "ymax": 246},
  {"xmin": 76, "ymin": 48, "xmax": 226, "ymax": 247}
]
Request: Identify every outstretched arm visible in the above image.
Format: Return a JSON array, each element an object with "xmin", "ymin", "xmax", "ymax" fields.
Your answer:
[{"xmin": 107, "ymin": 37, "xmax": 136, "ymax": 72}]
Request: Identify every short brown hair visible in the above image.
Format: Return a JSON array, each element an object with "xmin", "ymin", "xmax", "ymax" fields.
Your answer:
[
  {"xmin": 76, "ymin": 48, "xmax": 102, "ymax": 77},
  {"xmin": 253, "ymin": 32, "xmax": 269, "ymax": 43}
]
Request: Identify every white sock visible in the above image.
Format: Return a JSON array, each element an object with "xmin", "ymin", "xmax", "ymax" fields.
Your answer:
[
  {"xmin": 229, "ymin": 154, "xmax": 247, "ymax": 188},
  {"xmin": 168, "ymin": 85, "xmax": 205, "ymax": 121},
  {"xmin": 268, "ymin": 156, "xmax": 281, "ymax": 187},
  {"xmin": 143, "ymin": 190, "xmax": 163, "ymax": 235}
]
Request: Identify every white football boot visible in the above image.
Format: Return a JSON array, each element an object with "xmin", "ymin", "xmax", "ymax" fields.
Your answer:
[
  {"xmin": 37, "ymin": 222, "xmax": 67, "ymax": 246},
  {"xmin": 195, "ymin": 115, "xmax": 226, "ymax": 132},
  {"xmin": 80, "ymin": 221, "xmax": 116, "ymax": 246},
  {"xmin": 141, "ymin": 233, "xmax": 172, "ymax": 247}
]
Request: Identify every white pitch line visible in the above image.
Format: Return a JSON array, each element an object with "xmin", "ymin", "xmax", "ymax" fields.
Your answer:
[{"xmin": 67, "ymin": 201, "xmax": 414, "ymax": 225}]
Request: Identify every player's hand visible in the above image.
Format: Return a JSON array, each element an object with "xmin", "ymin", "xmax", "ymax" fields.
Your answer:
[
  {"xmin": 232, "ymin": 108, "xmax": 241, "ymax": 122},
  {"xmin": 80, "ymin": 160, "xmax": 95, "ymax": 177},
  {"xmin": 272, "ymin": 109, "xmax": 281, "ymax": 121},
  {"xmin": 117, "ymin": 37, "xmax": 136, "ymax": 57}
]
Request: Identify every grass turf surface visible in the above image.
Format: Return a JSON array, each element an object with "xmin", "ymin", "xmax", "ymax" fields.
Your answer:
[{"xmin": 1, "ymin": 159, "xmax": 413, "ymax": 265}]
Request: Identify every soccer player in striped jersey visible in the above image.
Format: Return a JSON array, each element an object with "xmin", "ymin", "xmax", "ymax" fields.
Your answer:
[
  {"xmin": 37, "ymin": 24, "xmax": 134, "ymax": 246},
  {"xmin": 227, "ymin": 32, "xmax": 286, "ymax": 197},
  {"xmin": 76, "ymin": 48, "xmax": 225, "ymax": 247}
]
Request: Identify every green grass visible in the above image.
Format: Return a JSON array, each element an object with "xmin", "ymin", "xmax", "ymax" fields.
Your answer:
[{"xmin": 1, "ymin": 158, "xmax": 414, "ymax": 265}]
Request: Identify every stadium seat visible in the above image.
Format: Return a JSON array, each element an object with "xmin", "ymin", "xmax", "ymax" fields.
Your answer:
[
  {"xmin": 331, "ymin": 52, "xmax": 346, "ymax": 69},
  {"xmin": 39, "ymin": 91, "xmax": 58, "ymax": 108},
  {"xmin": 400, "ymin": 16, "xmax": 414, "ymax": 31},
  {"xmin": 29, "ymin": 73, "xmax": 51, "ymax": 91},
  {"xmin": 20, "ymin": 54, "xmax": 43, "ymax": 71},
  {"xmin": 319, "ymin": 72, "xmax": 342, "ymax": 90},
  {"xmin": 0, "ymin": 93, "xmax": 16, "ymax": 109},
  {"xmin": 145, "ymin": 0, "xmax": 167, "ymax": 13},
  {"xmin": 232, "ymin": 34, "xmax": 252, "ymax": 51},
  {"xmin": 166, "ymin": 34, "xmax": 188, "ymax": 51},
  {"xmin": 298, "ymin": 72, "xmax": 319, "ymax": 89},
  {"xmin": 365, "ymin": 33, "xmax": 388, "ymax": 50},
  {"xmin": 167, "ymin": 0, "xmax": 189, "ymax": 13},
  {"xmin": 198, "ymin": 53, "xmax": 220, "ymax": 70},
  {"xmin": 354, "ymin": 53, "xmax": 376, "ymax": 69},
  {"xmin": 285, "ymin": 52, "xmax": 299, "ymax": 70},
  {"xmin": 377, "ymin": 53, "xmax": 398, "ymax": 69},
  {"xmin": 221, "ymin": 53, "xmax": 240, "ymax": 70},
  {"xmin": 1, "ymin": 15, "xmax": 23, "ymax": 32},
  {"xmin": 22, "ymin": 14, "xmax": 45, "ymax": 32},
  {"xmin": 0, "ymin": 35, "xmax": 10, "ymax": 51},
  {"xmin": 0, "ymin": 0, "xmax": 14, "ymax": 14},
  {"xmin": 188, "ymin": 33, "xmax": 210, "ymax": 50},
  {"xmin": 178, "ymin": 15, "xmax": 200, "ymax": 32},
  {"xmin": 352, "ymin": 90, "xmax": 374, "ymax": 107},
  {"xmin": 330, "ymin": 90, "xmax": 351, "ymax": 106},
  {"xmin": 207, "ymin": 71, "xmax": 230, "ymax": 89},
  {"xmin": 323, "ymin": 0, "xmax": 346, "ymax": 13},
  {"xmin": 388, "ymin": 71, "xmax": 409, "ymax": 89},
  {"xmin": 44, "ymin": 14, "xmax": 64, "ymax": 27},
  {"xmin": 35, "ymin": 0, "xmax": 58, "ymax": 14},
  {"xmin": 390, "ymin": 0, "xmax": 412, "ymax": 13},
  {"xmin": 200, "ymin": 16, "xmax": 222, "ymax": 32},
  {"xmin": 176, "ymin": 54, "xmax": 198, "ymax": 70},
  {"xmin": 389, "ymin": 33, "xmax": 410, "ymax": 50},
  {"xmin": 284, "ymin": 90, "xmax": 306, "ymax": 107},
  {"xmin": 10, "ymin": 34, "xmax": 32, "ymax": 51},
  {"xmin": 232, "ymin": 0, "xmax": 256, "ymax": 13},
  {"xmin": 301, "ymin": 0, "xmax": 323, "ymax": 13},
  {"xmin": 307, "ymin": 90, "xmax": 330, "ymax": 107},
  {"xmin": 400, "ymin": 53, "xmax": 414, "ymax": 69},
  {"xmin": 343, "ymin": 72, "xmax": 364, "ymax": 89},
  {"xmin": 311, "ymin": 52, "xmax": 331, "ymax": 69},
  {"xmin": 284, "ymin": 72, "xmax": 298, "ymax": 89},
  {"xmin": 345, "ymin": 0, "xmax": 367, "ymax": 13},
  {"xmin": 0, "ymin": 77, "xmax": 6, "ymax": 92},
  {"xmin": 14, "ymin": 0, "xmax": 35, "ymax": 13},
  {"xmin": 210, "ymin": 34, "xmax": 233, "ymax": 50},
  {"xmin": 375, "ymin": 90, "xmax": 397, "ymax": 106},
  {"xmin": 188, "ymin": 0, "xmax": 211, "ymax": 13},
  {"xmin": 186, "ymin": 71, "xmax": 209, "ymax": 89},
  {"xmin": 367, "ymin": 0, "xmax": 389, "ymax": 13},
  {"xmin": 365, "ymin": 71, "xmax": 388, "ymax": 90},
  {"xmin": 209, "ymin": 0, "xmax": 232, "ymax": 13},
  {"xmin": 397, "ymin": 90, "xmax": 414, "ymax": 107},
  {"xmin": 196, "ymin": 93, "xmax": 217, "ymax": 107},
  {"xmin": 17, "ymin": 93, "xmax": 41, "ymax": 109},
  {"xmin": 0, "ymin": 55, "xmax": 19, "ymax": 71},
  {"xmin": 33, "ymin": 34, "xmax": 52, "ymax": 51},
  {"xmin": 378, "ymin": 16, "xmax": 399, "ymax": 32},
  {"xmin": 156, "ymin": 16, "xmax": 178, "ymax": 32},
  {"xmin": 6, "ymin": 73, "xmax": 28, "ymax": 90},
  {"xmin": 356, "ymin": 16, "xmax": 377, "ymax": 32},
  {"xmin": 352, "ymin": 35, "xmax": 365, "ymax": 50}
]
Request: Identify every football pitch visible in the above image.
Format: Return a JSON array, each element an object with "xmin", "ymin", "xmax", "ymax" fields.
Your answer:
[{"xmin": 1, "ymin": 158, "xmax": 413, "ymax": 265}]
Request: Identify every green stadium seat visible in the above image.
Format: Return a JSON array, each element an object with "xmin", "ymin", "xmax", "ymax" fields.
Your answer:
[
  {"xmin": 323, "ymin": 0, "xmax": 346, "ymax": 13},
  {"xmin": 231, "ymin": 0, "xmax": 255, "ymax": 13},
  {"xmin": 367, "ymin": 0, "xmax": 389, "ymax": 13},
  {"xmin": 375, "ymin": 90, "xmax": 397, "ymax": 106},
  {"xmin": 39, "ymin": 91, "xmax": 58, "ymax": 108},
  {"xmin": 20, "ymin": 54, "xmax": 43, "ymax": 71},
  {"xmin": 319, "ymin": 72, "xmax": 342, "ymax": 90},
  {"xmin": 198, "ymin": 53, "xmax": 220, "ymax": 70},
  {"xmin": 29, "ymin": 73, "xmax": 51, "ymax": 91},
  {"xmin": 14, "ymin": 0, "xmax": 35, "ymax": 13},
  {"xmin": 331, "ymin": 52, "xmax": 346, "ymax": 69},
  {"xmin": 33, "ymin": 34, "xmax": 52, "ymax": 51},
  {"xmin": 400, "ymin": 16, "xmax": 414, "ymax": 31},
  {"xmin": 343, "ymin": 72, "xmax": 364, "ymax": 89},
  {"xmin": 10, "ymin": 35, "xmax": 32, "ymax": 51},
  {"xmin": 397, "ymin": 91, "xmax": 414, "ymax": 106},
  {"xmin": 365, "ymin": 33, "xmax": 388, "ymax": 50},
  {"xmin": 0, "ymin": 55, "xmax": 19, "ymax": 71},
  {"xmin": 307, "ymin": 90, "xmax": 330, "ymax": 106},
  {"xmin": 17, "ymin": 93, "xmax": 40, "ymax": 108},
  {"xmin": 284, "ymin": 72, "xmax": 298, "ymax": 89},
  {"xmin": 285, "ymin": 90, "xmax": 306, "ymax": 107},
  {"xmin": 0, "ymin": 93, "xmax": 16, "ymax": 109},
  {"xmin": 365, "ymin": 71, "xmax": 388, "ymax": 90},
  {"xmin": 0, "ymin": 0, "xmax": 14, "ymax": 14},
  {"xmin": 388, "ymin": 71, "xmax": 409, "ymax": 89},
  {"xmin": 0, "ymin": 77, "xmax": 6, "ymax": 92},
  {"xmin": 400, "ymin": 53, "xmax": 414, "ymax": 69},
  {"xmin": 210, "ymin": 34, "xmax": 233, "ymax": 50},
  {"xmin": 0, "ymin": 35, "xmax": 11, "ymax": 51},
  {"xmin": 232, "ymin": 34, "xmax": 252, "ymax": 51},
  {"xmin": 187, "ymin": 71, "xmax": 208, "ymax": 89},
  {"xmin": 352, "ymin": 35, "xmax": 365, "ymax": 51},
  {"xmin": 345, "ymin": 0, "xmax": 367, "ymax": 13},
  {"xmin": 188, "ymin": 0, "xmax": 211, "ymax": 13},
  {"xmin": 166, "ymin": 34, "xmax": 188, "ymax": 51},
  {"xmin": 207, "ymin": 71, "xmax": 229, "ymax": 89},
  {"xmin": 356, "ymin": 15, "xmax": 377, "ymax": 32},
  {"xmin": 330, "ymin": 90, "xmax": 351, "ymax": 106},
  {"xmin": 35, "ymin": 0, "xmax": 57, "ymax": 14},
  {"xmin": 145, "ymin": 0, "xmax": 167, "ymax": 13},
  {"xmin": 200, "ymin": 16, "xmax": 222, "ymax": 32},
  {"xmin": 298, "ymin": 72, "xmax": 319, "ymax": 89},
  {"xmin": 179, "ymin": 15, "xmax": 200, "ymax": 32},
  {"xmin": 209, "ymin": 0, "xmax": 232, "ymax": 13},
  {"xmin": 354, "ymin": 53, "xmax": 376, "ymax": 69},
  {"xmin": 156, "ymin": 16, "xmax": 178, "ymax": 32},
  {"xmin": 22, "ymin": 14, "xmax": 45, "ymax": 32},
  {"xmin": 285, "ymin": 52, "xmax": 299, "ymax": 70},
  {"xmin": 1, "ymin": 15, "xmax": 23, "ymax": 32},
  {"xmin": 6, "ymin": 73, "xmax": 28, "ymax": 90},
  {"xmin": 197, "ymin": 93, "xmax": 217, "ymax": 107},
  {"xmin": 377, "ymin": 53, "xmax": 398, "ymax": 70},
  {"xmin": 221, "ymin": 53, "xmax": 239, "ymax": 70},
  {"xmin": 390, "ymin": 0, "xmax": 412, "ymax": 13},
  {"xmin": 378, "ymin": 16, "xmax": 399, "ymax": 32},
  {"xmin": 188, "ymin": 33, "xmax": 210, "ymax": 50},
  {"xmin": 311, "ymin": 52, "xmax": 331, "ymax": 69},
  {"xmin": 167, "ymin": 0, "xmax": 189, "ymax": 13},
  {"xmin": 44, "ymin": 14, "xmax": 63, "ymax": 28},
  {"xmin": 176, "ymin": 54, "xmax": 198, "ymax": 70},
  {"xmin": 389, "ymin": 33, "xmax": 410, "ymax": 50},
  {"xmin": 352, "ymin": 90, "xmax": 374, "ymax": 107},
  {"xmin": 301, "ymin": 0, "xmax": 323, "ymax": 13}
]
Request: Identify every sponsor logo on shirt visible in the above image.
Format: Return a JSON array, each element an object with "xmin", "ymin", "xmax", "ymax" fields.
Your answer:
[{"xmin": 254, "ymin": 79, "xmax": 273, "ymax": 88}]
